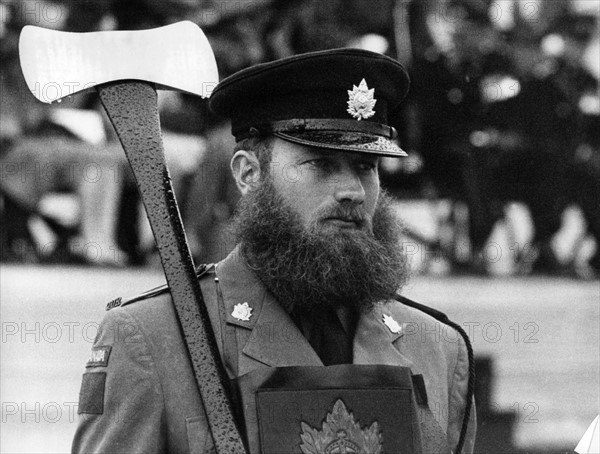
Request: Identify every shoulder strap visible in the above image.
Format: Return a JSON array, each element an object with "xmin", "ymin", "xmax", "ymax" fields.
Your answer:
[
  {"xmin": 395, "ymin": 295, "xmax": 475, "ymax": 454},
  {"xmin": 106, "ymin": 264, "xmax": 215, "ymax": 311}
]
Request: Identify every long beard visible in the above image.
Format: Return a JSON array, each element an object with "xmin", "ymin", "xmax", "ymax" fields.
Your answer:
[{"xmin": 232, "ymin": 179, "xmax": 410, "ymax": 314}]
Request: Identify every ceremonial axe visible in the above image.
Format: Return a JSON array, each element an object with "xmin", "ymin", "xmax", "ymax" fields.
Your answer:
[{"xmin": 19, "ymin": 22, "xmax": 247, "ymax": 453}]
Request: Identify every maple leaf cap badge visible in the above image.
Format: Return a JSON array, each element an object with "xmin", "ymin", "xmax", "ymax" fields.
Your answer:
[{"xmin": 347, "ymin": 78, "xmax": 376, "ymax": 120}]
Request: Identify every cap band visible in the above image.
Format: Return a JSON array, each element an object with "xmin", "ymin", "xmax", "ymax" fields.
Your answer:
[{"xmin": 235, "ymin": 119, "xmax": 398, "ymax": 141}]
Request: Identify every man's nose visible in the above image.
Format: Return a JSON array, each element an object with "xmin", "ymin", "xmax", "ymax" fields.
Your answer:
[{"xmin": 333, "ymin": 169, "xmax": 365, "ymax": 205}]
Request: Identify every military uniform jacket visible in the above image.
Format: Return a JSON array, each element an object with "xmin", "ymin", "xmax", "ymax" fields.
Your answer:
[{"xmin": 72, "ymin": 248, "xmax": 476, "ymax": 453}]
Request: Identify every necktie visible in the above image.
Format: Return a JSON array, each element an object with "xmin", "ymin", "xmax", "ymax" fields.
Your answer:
[{"xmin": 304, "ymin": 308, "xmax": 354, "ymax": 366}]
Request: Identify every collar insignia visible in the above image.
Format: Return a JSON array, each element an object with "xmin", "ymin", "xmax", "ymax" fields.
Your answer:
[
  {"xmin": 347, "ymin": 78, "xmax": 376, "ymax": 120},
  {"xmin": 300, "ymin": 399, "xmax": 382, "ymax": 453},
  {"xmin": 383, "ymin": 314, "xmax": 402, "ymax": 334},
  {"xmin": 232, "ymin": 302, "xmax": 253, "ymax": 321}
]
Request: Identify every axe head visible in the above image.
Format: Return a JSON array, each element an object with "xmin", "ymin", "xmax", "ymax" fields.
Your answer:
[{"xmin": 19, "ymin": 21, "xmax": 219, "ymax": 103}]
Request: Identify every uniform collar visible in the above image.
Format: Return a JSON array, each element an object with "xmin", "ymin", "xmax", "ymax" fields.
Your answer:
[
  {"xmin": 216, "ymin": 246, "xmax": 414, "ymax": 369},
  {"xmin": 216, "ymin": 246, "xmax": 322, "ymax": 367},
  {"xmin": 353, "ymin": 302, "xmax": 415, "ymax": 369}
]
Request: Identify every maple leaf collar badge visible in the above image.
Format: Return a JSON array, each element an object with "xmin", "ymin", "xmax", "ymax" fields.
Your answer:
[
  {"xmin": 232, "ymin": 302, "xmax": 253, "ymax": 321},
  {"xmin": 383, "ymin": 314, "xmax": 402, "ymax": 334},
  {"xmin": 347, "ymin": 78, "xmax": 377, "ymax": 120}
]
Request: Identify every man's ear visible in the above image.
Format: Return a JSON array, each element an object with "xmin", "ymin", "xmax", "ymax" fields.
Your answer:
[{"xmin": 231, "ymin": 150, "xmax": 261, "ymax": 195}]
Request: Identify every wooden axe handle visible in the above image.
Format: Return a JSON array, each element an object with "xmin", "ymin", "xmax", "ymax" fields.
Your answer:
[{"xmin": 97, "ymin": 81, "xmax": 247, "ymax": 453}]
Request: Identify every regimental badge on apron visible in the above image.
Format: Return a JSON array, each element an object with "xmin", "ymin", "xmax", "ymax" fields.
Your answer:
[
  {"xmin": 298, "ymin": 399, "xmax": 382, "ymax": 453},
  {"xmin": 234, "ymin": 365, "xmax": 450, "ymax": 454}
]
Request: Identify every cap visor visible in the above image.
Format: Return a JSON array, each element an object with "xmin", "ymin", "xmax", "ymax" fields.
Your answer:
[{"xmin": 274, "ymin": 131, "xmax": 407, "ymax": 157}]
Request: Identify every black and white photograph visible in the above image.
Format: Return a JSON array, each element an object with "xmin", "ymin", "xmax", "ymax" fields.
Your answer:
[{"xmin": 1, "ymin": 0, "xmax": 598, "ymax": 453}]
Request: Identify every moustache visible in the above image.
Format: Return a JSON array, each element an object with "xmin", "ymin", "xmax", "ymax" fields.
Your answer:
[{"xmin": 315, "ymin": 204, "xmax": 371, "ymax": 229}]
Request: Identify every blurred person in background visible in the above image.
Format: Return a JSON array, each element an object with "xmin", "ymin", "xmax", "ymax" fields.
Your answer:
[
  {"xmin": 5, "ymin": 0, "xmax": 595, "ymax": 276},
  {"xmin": 482, "ymin": 7, "xmax": 599, "ymax": 277},
  {"xmin": 400, "ymin": 0, "xmax": 599, "ymax": 276},
  {"xmin": 183, "ymin": 0, "xmax": 276, "ymax": 263},
  {"xmin": 0, "ymin": 0, "xmax": 130, "ymax": 265},
  {"xmin": 66, "ymin": 0, "xmax": 276, "ymax": 264},
  {"xmin": 402, "ymin": 0, "xmax": 506, "ymax": 274},
  {"xmin": 1, "ymin": 0, "xmax": 212, "ymax": 265},
  {"xmin": 182, "ymin": 118, "xmax": 240, "ymax": 263}
]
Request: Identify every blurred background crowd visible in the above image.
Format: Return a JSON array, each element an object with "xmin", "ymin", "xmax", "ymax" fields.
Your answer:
[{"xmin": 1, "ymin": 0, "xmax": 598, "ymax": 277}]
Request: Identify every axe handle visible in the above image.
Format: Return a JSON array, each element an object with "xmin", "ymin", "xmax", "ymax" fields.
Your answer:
[{"xmin": 97, "ymin": 81, "xmax": 247, "ymax": 453}]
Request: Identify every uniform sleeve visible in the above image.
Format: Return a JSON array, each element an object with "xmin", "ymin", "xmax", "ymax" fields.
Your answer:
[
  {"xmin": 447, "ymin": 333, "xmax": 477, "ymax": 454},
  {"xmin": 72, "ymin": 306, "xmax": 167, "ymax": 454}
]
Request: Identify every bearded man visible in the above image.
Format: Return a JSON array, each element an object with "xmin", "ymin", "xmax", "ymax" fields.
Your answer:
[{"xmin": 73, "ymin": 49, "xmax": 476, "ymax": 454}]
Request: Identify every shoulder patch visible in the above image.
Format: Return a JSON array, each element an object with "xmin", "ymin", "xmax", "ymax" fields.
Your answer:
[
  {"xmin": 86, "ymin": 346, "xmax": 112, "ymax": 368},
  {"xmin": 106, "ymin": 263, "xmax": 215, "ymax": 311},
  {"xmin": 78, "ymin": 372, "xmax": 106, "ymax": 415}
]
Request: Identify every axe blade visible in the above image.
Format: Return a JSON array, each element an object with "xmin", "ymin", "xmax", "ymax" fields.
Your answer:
[{"xmin": 19, "ymin": 21, "xmax": 218, "ymax": 103}]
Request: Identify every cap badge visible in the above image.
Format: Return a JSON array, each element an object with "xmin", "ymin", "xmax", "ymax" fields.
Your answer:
[
  {"xmin": 232, "ymin": 302, "xmax": 253, "ymax": 321},
  {"xmin": 383, "ymin": 314, "xmax": 402, "ymax": 334},
  {"xmin": 347, "ymin": 78, "xmax": 376, "ymax": 121}
]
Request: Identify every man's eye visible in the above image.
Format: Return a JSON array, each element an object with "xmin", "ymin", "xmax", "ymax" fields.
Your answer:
[
  {"xmin": 306, "ymin": 159, "xmax": 333, "ymax": 170},
  {"xmin": 356, "ymin": 161, "xmax": 377, "ymax": 172}
]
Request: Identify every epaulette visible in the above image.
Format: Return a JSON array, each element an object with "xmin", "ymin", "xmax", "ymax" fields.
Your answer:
[
  {"xmin": 106, "ymin": 263, "xmax": 215, "ymax": 311},
  {"xmin": 395, "ymin": 295, "xmax": 475, "ymax": 454}
]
